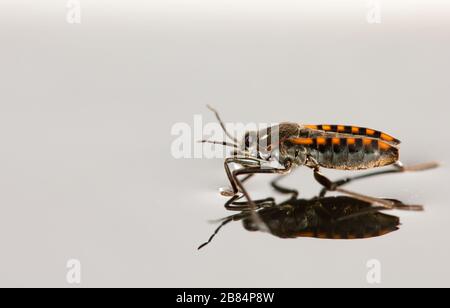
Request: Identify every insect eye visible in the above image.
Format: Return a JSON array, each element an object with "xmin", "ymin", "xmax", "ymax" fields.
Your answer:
[
  {"xmin": 244, "ymin": 132, "xmax": 256, "ymax": 149},
  {"xmin": 244, "ymin": 133, "xmax": 250, "ymax": 148}
]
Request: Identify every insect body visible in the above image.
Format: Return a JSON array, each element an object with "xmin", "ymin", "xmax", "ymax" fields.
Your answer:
[
  {"xmin": 245, "ymin": 122, "xmax": 400, "ymax": 171},
  {"xmin": 201, "ymin": 106, "xmax": 437, "ymax": 211}
]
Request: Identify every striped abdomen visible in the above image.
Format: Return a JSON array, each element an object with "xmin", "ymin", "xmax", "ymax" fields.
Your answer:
[
  {"xmin": 289, "ymin": 136, "xmax": 399, "ymax": 170},
  {"xmin": 304, "ymin": 124, "xmax": 400, "ymax": 145}
]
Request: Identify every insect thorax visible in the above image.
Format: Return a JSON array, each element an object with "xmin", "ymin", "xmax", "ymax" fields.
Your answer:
[
  {"xmin": 247, "ymin": 122, "xmax": 309, "ymax": 167},
  {"xmin": 276, "ymin": 123, "xmax": 313, "ymax": 167}
]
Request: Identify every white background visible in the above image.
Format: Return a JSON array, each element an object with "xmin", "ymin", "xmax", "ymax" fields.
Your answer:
[{"xmin": 0, "ymin": 0, "xmax": 449, "ymax": 287}]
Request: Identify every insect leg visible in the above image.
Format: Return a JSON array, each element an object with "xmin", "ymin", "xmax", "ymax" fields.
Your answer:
[
  {"xmin": 220, "ymin": 161, "xmax": 293, "ymax": 236},
  {"xmin": 318, "ymin": 161, "xmax": 439, "ymax": 197},
  {"xmin": 198, "ymin": 166, "xmax": 295, "ymax": 249},
  {"xmin": 318, "ymin": 169, "xmax": 399, "ymax": 197},
  {"xmin": 230, "ymin": 163, "xmax": 293, "ymax": 209},
  {"xmin": 224, "ymin": 194, "xmax": 248, "ymax": 211},
  {"xmin": 206, "ymin": 105, "xmax": 239, "ymax": 143},
  {"xmin": 222, "ymin": 161, "xmax": 294, "ymax": 210},
  {"xmin": 313, "ymin": 169, "xmax": 421, "ymax": 210},
  {"xmin": 220, "ymin": 157, "xmax": 261, "ymax": 196},
  {"xmin": 229, "ymin": 174, "xmax": 299, "ymax": 210},
  {"xmin": 226, "ymin": 196, "xmax": 276, "ymax": 211},
  {"xmin": 395, "ymin": 161, "xmax": 439, "ymax": 172}
]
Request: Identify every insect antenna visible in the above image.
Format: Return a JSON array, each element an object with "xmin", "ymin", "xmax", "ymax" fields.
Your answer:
[
  {"xmin": 198, "ymin": 218, "xmax": 234, "ymax": 250},
  {"xmin": 377, "ymin": 199, "xmax": 423, "ymax": 211},
  {"xmin": 198, "ymin": 139, "xmax": 240, "ymax": 149},
  {"xmin": 206, "ymin": 105, "xmax": 239, "ymax": 144}
]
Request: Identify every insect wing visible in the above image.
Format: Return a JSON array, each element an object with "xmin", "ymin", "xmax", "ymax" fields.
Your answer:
[{"xmin": 303, "ymin": 124, "xmax": 401, "ymax": 145}]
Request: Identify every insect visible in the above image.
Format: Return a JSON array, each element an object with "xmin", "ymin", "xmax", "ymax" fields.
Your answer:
[
  {"xmin": 198, "ymin": 194, "xmax": 403, "ymax": 249},
  {"xmin": 201, "ymin": 105, "xmax": 438, "ymax": 211}
]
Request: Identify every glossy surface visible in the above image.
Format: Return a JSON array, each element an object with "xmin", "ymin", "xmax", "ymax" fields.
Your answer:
[{"xmin": 0, "ymin": 0, "xmax": 449, "ymax": 287}]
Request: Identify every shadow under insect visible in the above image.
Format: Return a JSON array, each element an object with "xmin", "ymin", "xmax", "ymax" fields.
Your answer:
[
  {"xmin": 198, "ymin": 194, "xmax": 405, "ymax": 250},
  {"xmin": 242, "ymin": 196, "xmax": 400, "ymax": 239}
]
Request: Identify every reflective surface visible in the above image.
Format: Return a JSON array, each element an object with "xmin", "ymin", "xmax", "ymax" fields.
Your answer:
[{"xmin": 1, "ymin": 0, "xmax": 449, "ymax": 287}]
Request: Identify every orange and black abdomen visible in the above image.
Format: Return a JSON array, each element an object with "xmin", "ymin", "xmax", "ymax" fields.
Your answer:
[
  {"xmin": 289, "ymin": 137, "xmax": 399, "ymax": 170},
  {"xmin": 304, "ymin": 125, "xmax": 401, "ymax": 145}
]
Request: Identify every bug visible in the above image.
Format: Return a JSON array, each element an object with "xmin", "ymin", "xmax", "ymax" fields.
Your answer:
[
  {"xmin": 200, "ymin": 105, "xmax": 438, "ymax": 211},
  {"xmin": 198, "ymin": 194, "xmax": 403, "ymax": 249}
]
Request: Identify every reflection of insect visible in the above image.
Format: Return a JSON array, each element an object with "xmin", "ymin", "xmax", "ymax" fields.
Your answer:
[
  {"xmin": 198, "ymin": 194, "xmax": 403, "ymax": 250},
  {"xmin": 201, "ymin": 106, "xmax": 438, "ymax": 210}
]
